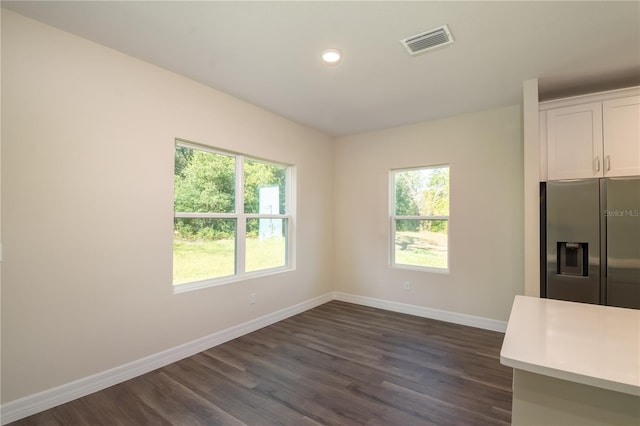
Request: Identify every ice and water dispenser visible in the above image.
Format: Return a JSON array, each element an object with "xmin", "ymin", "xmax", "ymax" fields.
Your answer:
[{"xmin": 557, "ymin": 242, "xmax": 588, "ymax": 276}]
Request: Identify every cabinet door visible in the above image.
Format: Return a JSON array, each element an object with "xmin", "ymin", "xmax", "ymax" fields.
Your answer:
[
  {"xmin": 603, "ymin": 95, "xmax": 640, "ymax": 177},
  {"xmin": 547, "ymin": 102, "xmax": 603, "ymax": 180}
]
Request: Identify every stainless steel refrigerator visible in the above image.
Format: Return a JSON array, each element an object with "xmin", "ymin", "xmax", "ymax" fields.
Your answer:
[{"xmin": 542, "ymin": 177, "xmax": 640, "ymax": 310}]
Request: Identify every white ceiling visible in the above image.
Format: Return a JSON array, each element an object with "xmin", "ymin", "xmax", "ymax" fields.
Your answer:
[{"xmin": 3, "ymin": 1, "xmax": 640, "ymax": 136}]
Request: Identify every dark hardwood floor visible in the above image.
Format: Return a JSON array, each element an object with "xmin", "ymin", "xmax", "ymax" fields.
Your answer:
[{"xmin": 10, "ymin": 301, "xmax": 513, "ymax": 425}]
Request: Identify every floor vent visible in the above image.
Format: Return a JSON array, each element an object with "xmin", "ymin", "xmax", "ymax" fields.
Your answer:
[{"xmin": 401, "ymin": 25, "xmax": 454, "ymax": 56}]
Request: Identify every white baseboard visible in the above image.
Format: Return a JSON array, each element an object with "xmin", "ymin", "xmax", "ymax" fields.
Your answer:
[
  {"xmin": 1, "ymin": 291, "xmax": 506, "ymax": 424},
  {"xmin": 0, "ymin": 293, "xmax": 333, "ymax": 425},
  {"xmin": 332, "ymin": 292, "xmax": 508, "ymax": 333}
]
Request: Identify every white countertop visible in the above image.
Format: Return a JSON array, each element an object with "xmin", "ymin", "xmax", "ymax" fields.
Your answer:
[{"xmin": 500, "ymin": 295, "xmax": 640, "ymax": 396}]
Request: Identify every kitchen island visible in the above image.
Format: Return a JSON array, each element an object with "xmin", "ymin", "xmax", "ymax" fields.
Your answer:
[{"xmin": 500, "ymin": 295, "xmax": 640, "ymax": 425}]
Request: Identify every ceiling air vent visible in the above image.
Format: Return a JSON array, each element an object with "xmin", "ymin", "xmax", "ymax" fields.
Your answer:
[{"xmin": 401, "ymin": 25, "xmax": 454, "ymax": 56}]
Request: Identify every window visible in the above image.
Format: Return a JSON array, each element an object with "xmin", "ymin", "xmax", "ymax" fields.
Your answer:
[
  {"xmin": 173, "ymin": 141, "xmax": 293, "ymax": 290},
  {"xmin": 391, "ymin": 165, "xmax": 449, "ymax": 271}
]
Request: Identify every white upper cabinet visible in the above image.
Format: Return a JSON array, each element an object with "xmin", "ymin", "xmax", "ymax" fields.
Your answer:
[
  {"xmin": 546, "ymin": 102, "xmax": 603, "ymax": 180},
  {"xmin": 541, "ymin": 87, "xmax": 640, "ymax": 181},
  {"xmin": 602, "ymin": 96, "xmax": 640, "ymax": 177}
]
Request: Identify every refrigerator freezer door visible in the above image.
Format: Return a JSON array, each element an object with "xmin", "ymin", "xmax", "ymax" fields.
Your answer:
[
  {"xmin": 605, "ymin": 177, "xmax": 640, "ymax": 309},
  {"xmin": 546, "ymin": 180, "xmax": 601, "ymax": 304}
]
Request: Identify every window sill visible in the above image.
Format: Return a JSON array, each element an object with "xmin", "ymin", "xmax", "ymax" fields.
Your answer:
[
  {"xmin": 391, "ymin": 264, "xmax": 450, "ymax": 274},
  {"xmin": 173, "ymin": 266, "xmax": 295, "ymax": 294}
]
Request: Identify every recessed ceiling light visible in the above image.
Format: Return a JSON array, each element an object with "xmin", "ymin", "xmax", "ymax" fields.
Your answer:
[{"xmin": 321, "ymin": 48, "xmax": 342, "ymax": 64}]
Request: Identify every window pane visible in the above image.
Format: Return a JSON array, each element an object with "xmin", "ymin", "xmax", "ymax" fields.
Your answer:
[
  {"xmin": 394, "ymin": 167, "xmax": 449, "ymax": 216},
  {"xmin": 244, "ymin": 159, "xmax": 287, "ymax": 214},
  {"xmin": 174, "ymin": 146, "xmax": 235, "ymax": 213},
  {"xmin": 395, "ymin": 219, "xmax": 448, "ymax": 269},
  {"xmin": 173, "ymin": 218, "xmax": 236, "ymax": 284},
  {"xmin": 246, "ymin": 218, "xmax": 287, "ymax": 272}
]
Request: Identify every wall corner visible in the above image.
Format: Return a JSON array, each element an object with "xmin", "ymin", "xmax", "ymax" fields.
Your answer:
[{"xmin": 523, "ymin": 78, "xmax": 541, "ymax": 297}]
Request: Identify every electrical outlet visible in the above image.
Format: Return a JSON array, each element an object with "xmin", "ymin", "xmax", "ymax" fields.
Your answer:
[
  {"xmin": 403, "ymin": 281, "xmax": 411, "ymax": 291},
  {"xmin": 249, "ymin": 293, "xmax": 256, "ymax": 305}
]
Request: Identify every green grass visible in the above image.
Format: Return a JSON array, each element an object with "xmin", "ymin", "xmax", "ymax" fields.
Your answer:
[
  {"xmin": 245, "ymin": 237, "xmax": 286, "ymax": 272},
  {"xmin": 173, "ymin": 237, "xmax": 286, "ymax": 284},
  {"xmin": 174, "ymin": 230, "xmax": 446, "ymax": 285},
  {"xmin": 395, "ymin": 246, "xmax": 448, "ymax": 269},
  {"xmin": 395, "ymin": 230, "xmax": 448, "ymax": 269}
]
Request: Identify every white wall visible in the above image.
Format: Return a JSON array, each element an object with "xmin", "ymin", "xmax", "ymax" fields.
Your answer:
[
  {"xmin": 0, "ymin": 11, "xmax": 334, "ymax": 403},
  {"xmin": 334, "ymin": 105, "xmax": 524, "ymax": 321}
]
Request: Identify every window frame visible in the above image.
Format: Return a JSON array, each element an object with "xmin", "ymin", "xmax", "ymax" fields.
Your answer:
[
  {"xmin": 389, "ymin": 164, "xmax": 450, "ymax": 273},
  {"xmin": 173, "ymin": 140, "xmax": 295, "ymax": 293}
]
